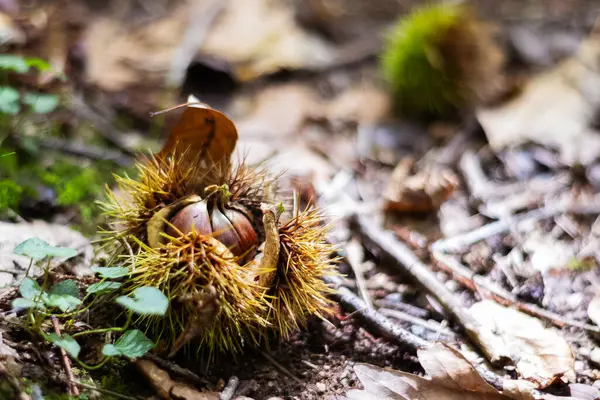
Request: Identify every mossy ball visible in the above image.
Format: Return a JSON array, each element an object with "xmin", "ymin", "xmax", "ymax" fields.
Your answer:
[{"xmin": 381, "ymin": 3, "xmax": 503, "ymax": 118}]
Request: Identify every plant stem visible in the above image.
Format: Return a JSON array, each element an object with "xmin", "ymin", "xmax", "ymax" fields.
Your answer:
[
  {"xmin": 71, "ymin": 311, "xmax": 132, "ymax": 338},
  {"xmin": 76, "ymin": 356, "xmax": 110, "ymax": 370},
  {"xmin": 25, "ymin": 257, "xmax": 33, "ymax": 277}
]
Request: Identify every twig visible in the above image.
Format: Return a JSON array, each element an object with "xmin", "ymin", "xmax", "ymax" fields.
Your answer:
[
  {"xmin": 433, "ymin": 251, "xmax": 600, "ymax": 334},
  {"xmin": 325, "ymin": 275, "xmax": 507, "ymax": 391},
  {"xmin": 374, "ymin": 299, "xmax": 430, "ymax": 319},
  {"xmin": 301, "ymin": 360, "xmax": 319, "ymax": 370},
  {"xmin": 356, "ymin": 214, "xmax": 510, "ymax": 364},
  {"xmin": 431, "ymin": 203, "xmax": 600, "ymax": 254},
  {"xmin": 219, "ymin": 375, "xmax": 239, "ymax": 400},
  {"xmin": 260, "ymin": 350, "xmax": 304, "ymax": 385},
  {"xmin": 72, "ymin": 380, "xmax": 141, "ymax": 400},
  {"xmin": 344, "ymin": 239, "xmax": 373, "ymax": 309},
  {"xmin": 51, "ymin": 315, "xmax": 79, "ymax": 396},
  {"xmin": 324, "ymin": 275, "xmax": 428, "ymax": 351},
  {"xmin": 36, "ymin": 136, "xmax": 133, "ymax": 167},
  {"xmin": 143, "ymin": 353, "xmax": 211, "ymax": 386},
  {"xmin": 378, "ymin": 308, "xmax": 457, "ymax": 340}
]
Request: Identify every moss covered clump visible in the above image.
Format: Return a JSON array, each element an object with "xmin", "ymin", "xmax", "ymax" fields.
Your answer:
[{"xmin": 381, "ymin": 3, "xmax": 504, "ymax": 118}]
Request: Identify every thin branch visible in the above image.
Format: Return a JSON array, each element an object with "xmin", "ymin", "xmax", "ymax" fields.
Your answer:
[
  {"xmin": 325, "ymin": 275, "xmax": 428, "ymax": 351},
  {"xmin": 378, "ymin": 308, "xmax": 458, "ymax": 340},
  {"xmin": 143, "ymin": 353, "xmax": 211, "ymax": 387},
  {"xmin": 72, "ymin": 380, "xmax": 141, "ymax": 400},
  {"xmin": 433, "ymin": 251, "xmax": 600, "ymax": 333},
  {"xmin": 219, "ymin": 375, "xmax": 239, "ymax": 400},
  {"xmin": 36, "ymin": 136, "xmax": 133, "ymax": 167},
  {"xmin": 51, "ymin": 315, "xmax": 79, "ymax": 396},
  {"xmin": 260, "ymin": 350, "xmax": 303, "ymax": 385},
  {"xmin": 356, "ymin": 214, "xmax": 510, "ymax": 364}
]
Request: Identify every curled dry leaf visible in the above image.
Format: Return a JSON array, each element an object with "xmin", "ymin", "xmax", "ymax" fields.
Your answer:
[
  {"xmin": 347, "ymin": 344, "xmax": 508, "ymax": 400},
  {"xmin": 347, "ymin": 344, "xmax": 587, "ymax": 400},
  {"xmin": 136, "ymin": 359, "xmax": 219, "ymax": 400},
  {"xmin": 384, "ymin": 158, "xmax": 459, "ymax": 213},
  {"xmin": 158, "ymin": 101, "xmax": 238, "ymax": 170},
  {"xmin": 469, "ymin": 300, "xmax": 575, "ymax": 387}
]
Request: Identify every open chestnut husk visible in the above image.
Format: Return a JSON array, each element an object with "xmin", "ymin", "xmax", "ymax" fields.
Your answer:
[{"xmin": 166, "ymin": 186, "xmax": 258, "ymax": 265}]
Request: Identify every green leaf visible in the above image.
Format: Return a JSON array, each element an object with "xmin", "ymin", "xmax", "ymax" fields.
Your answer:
[
  {"xmin": 25, "ymin": 57, "xmax": 51, "ymax": 72},
  {"xmin": 115, "ymin": 287, "xmax": 168, "ymax": 316},
  {"xmin": 19, "ymin": 277, "xmax": 43, "ymax": 299},
  {"xmin": 49, "ymin": 279, "xmax": 79, "ymax": 298},
  {"xmin": 0, "ymin": 55, "xmax": 29, "ymax": 73},
  {"xmin": 22, "ymin": 93, "xmax": 59, "ymax": 114},
  {"xmin": 13, "ymin": 237, "xmax": 78, "ymax": 260},
  {"xmin": 86, "ymin": 281, "xmax": 121, "ymax": 295},
  {"xmin": 90, "ymin": 266, "xmax": 129, "ymax": 279},
  {"xmin": 101, "ymin": 330, "xmax": 154, "ymax": 359},
  {"xmin": 0, "ymin": 86, "xmax": 20, "ymax": 115},
  {"xmin": 47, "ymin": 333, "xmax": 80, "ymax": 358},
  {"xmin": 12, "ymin": 297, "xmax": 45, "ymax": 310},
  {"xmin": 45, "ymin": 294, "xmax": 82, "ymax": 312}
]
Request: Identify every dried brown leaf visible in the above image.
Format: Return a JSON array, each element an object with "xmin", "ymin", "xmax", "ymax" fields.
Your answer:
[
  {"xmin": 136, "ymin": 359, "xmax": 173, "ymax": 400},
  {"xmin": 384, "ymin": 160, "xmax": 459, "ymax": 213},
  {"xmin": 347, "ymin": 344, "xmax": 587, "ymax": 400},
  {"xmin": 136, "ymin": 359, "xmax": 219, "ymax": 400},
  {"xmin": 347, "ymin": 344, "xmax": 509, "ymax": 400},
  {"xmin": 477, "ymin": 30, "xmax": 600, "ymax": 166},
  {"xmin": 158, "ymin": 102, "xmax": 238, "ymax": 170},
  {"xmin": 469, "ymin": 301, "xmax": 575, "ymax": 387}
]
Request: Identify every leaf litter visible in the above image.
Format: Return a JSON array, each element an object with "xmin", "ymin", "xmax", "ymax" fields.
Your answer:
[{"xmin": 4, "ymin": 1, "xmax": 600, "ymax": 400}]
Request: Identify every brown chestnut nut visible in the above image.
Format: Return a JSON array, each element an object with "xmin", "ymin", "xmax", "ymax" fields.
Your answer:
[{"xmin": 167, "ymin": 192, "xmax": 258, "ymax": 265}]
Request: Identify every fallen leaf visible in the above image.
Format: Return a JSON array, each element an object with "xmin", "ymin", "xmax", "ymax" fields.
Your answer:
[
  {"xmin": 158, "ymin": 100, "xmax": 238, "ymax": 170},
  {"xmin": 326, "ymin": 84, "xmax": 391, "ymax": 125},
  {"xmin": 384, "ymin": 158, "xmax": 459, "ymax": 213},
  {"xmin": 522, "ymin": 232, "xmax": 576, "ymax": 274},
  {"xmin": 477, "ymin": 30, "xmax": 600, "ymax": 166},
  {"xmin": 469, "ymin": 300, "xmax": 575, "ymax": 387},
  {"xmin": 136, "ymin": 359, "xmax": 172, "ymax": 400},
  {"xmin": 347, "ymin": 344, "xmax": 586, "ymax": 400},
  {"xmin": 202, "ymin": 0, "xmax": 335, "ymax": 81},
  {"xmin": 235, "ymin": 83, "xmax": 320, "ymax": 139},
  {"xmin": 136, "ymin": 359, "xmax": 219, "ymax": 400},
  {"xmin": 170, "ymin": 383, "xmax": 219, "ymax": 400},
  {"xmin": 587, "ymin": 293, "xmax": 600, "ymax": 327},
  {"xmin": 347, "ymin": 344, "xmax": 509, "ymax": 399}
]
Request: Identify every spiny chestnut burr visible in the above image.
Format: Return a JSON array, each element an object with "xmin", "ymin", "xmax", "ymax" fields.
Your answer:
[
  {"xmin": 166, "ymin": 185, "xmax": 258, "ymax": 265},
  {"xmin": 100, "ymin": 102, "xmax": 338, "ymax": 359}
]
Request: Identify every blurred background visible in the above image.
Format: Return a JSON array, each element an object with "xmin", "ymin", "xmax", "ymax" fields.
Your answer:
[{"xmin": 0, "ymin": 0, "xmax": 599, "ymax": 234}]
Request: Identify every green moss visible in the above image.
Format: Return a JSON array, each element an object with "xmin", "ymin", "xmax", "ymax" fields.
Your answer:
[
  {"xmin": 0, "ymin": 179, "xmax": 22, "ymax": 211},
  {"xmin": 380, "ymin": 3, "xmax": 468, "ymax": 117},
  {"xmin": 0, "ymin": 143, "xmax": 134, "ymax": 233}
]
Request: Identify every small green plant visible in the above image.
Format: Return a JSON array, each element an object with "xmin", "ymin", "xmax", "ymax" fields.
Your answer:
[
  {"xmin": 11, "ymin": 238, "xmax": 168, "ymax": 372},
  {"xmin": 0, "ymin": 55, "xmax": 59, "ymax": 115},
  {"xmin": 380, "ymin": 3, "xmax": 503, "ymax": 118}
]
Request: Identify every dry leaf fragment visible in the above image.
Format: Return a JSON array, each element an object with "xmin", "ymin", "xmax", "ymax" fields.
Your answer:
[
  {"xmin": 469, "ymin": 301, "xmax": 575, "ymax": 387},
  {"xmin": 347, "ymin": 344, "xmax": 585, "ymax": 400},
  {"xmin": 158, "ymin": 101, "xmax": 238, "ymax": 170},
  {"xmin": 384, "ymin": 159, "xmax": 459, "ymax": 213},
  {"xmin": 586, "ymin": 293, "xmax": 600, "ymax": 327},
  {"xmin": 347, "ymin": 344, "xmax": 509, "ymax": 400},
  {"xmin": 136, "ymin": 359, "xmax": 219, "ymax": 400},
  {"xmin": 477, "ymin": 28, "xmax": 600, "ymax": 166}
]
